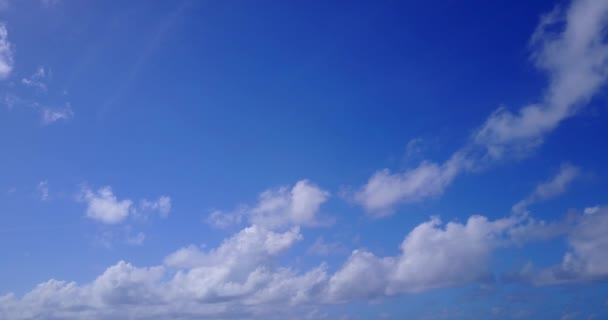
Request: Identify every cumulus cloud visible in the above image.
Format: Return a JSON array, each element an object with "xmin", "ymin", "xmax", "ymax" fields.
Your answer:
[
  {"xmin": 355, "ymin": 0, "xmax": 608, "ymax": 215},
  {"xmin": 0, "ymin": 223, "xmax": 327, "ymax": 319},
  {"xmin": 207, "ymin": 180, "xmax": 331, "ymax": 229},
  {"xmin": 327, "ymin": 214, "xmax": 520, "ymax": 301},
  {"xmin": 1, "ymin": 204, "xmax": 600, "ymax": 319},
  {"xmin": 78, "ymin": 185, "xmax": 171, "ymax": 225},
  {"xmin": 354, "ymin": 152, "xmax": 467, "ymax": 215},
  {"xmin": 0, "ymin": 23, "xmax": 13, "ymax": 80},
  {"xmin": 512, "ymin": 163, "xmax": 580, "ymax": 213},
  {"xmin": 164, "ymin": 225, "xmax": 302, "ymax": 269},
  {"xmin": 80, "ymin": 186, "xmax": 133, "ymax": 224}
]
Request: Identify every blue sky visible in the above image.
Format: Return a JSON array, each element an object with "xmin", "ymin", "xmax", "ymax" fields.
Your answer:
[{"xmin": 1, "ymin": 0, "xmax": 608, "ymax": 319}]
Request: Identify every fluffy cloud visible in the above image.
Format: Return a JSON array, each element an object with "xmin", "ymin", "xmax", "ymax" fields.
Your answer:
[
  {"xmin": 80, "ymin": 186, "xmax": 133, "ymax": 224},
  {"xmin": 355, "ymin": 0, "xmax": 608, "ymax": 215},
  {"xmin": 0, "ymin": 223, "xmax": 326, "ymax": 319},
  {"xmin": 207, "ymin": 180, "xmax": 331, "ymax": 229},
  {"xmin": 79, "ymin": 185, "xmax": 172, "ymax": 225},
  {"xmin": 164, "ymin": 225, "xmax": 302, "ymax": 269},
  {"xmin": 2, "ymin": 205, "xmax": 603, "ymax": 319},
  {"xmin": 354, "ymin": 153, "xmax": 466, "ymax": 215},
  {"xmin": 0, "ymin": 23, "xmax": 13, "ymax": 80},
  {"xmin": 512, "ymin": 163, "xmax": 580, "ymax": 213},
  {"xmin": 328, "ymin": 214, "xmax": 519, "ymax": 301}
]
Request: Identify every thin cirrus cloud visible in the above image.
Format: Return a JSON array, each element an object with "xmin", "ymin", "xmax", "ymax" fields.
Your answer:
[{"xmin": 354, "ymin": 0, "xmax": 608, "ymax": 216}]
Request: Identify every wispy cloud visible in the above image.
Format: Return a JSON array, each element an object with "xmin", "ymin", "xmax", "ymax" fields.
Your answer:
[
  {"xmin": 355, "ymin": 0, "xmax": 608, "ymax": 215},
  {"xmin": 513, "ymin": 163, "xmax": 580, "ymax": 214},
  {"xmin": 37, "ymin": 180, "xmax": 49, "ymax": 201},
  {"xmin": 21, "ymin": 67, "xmax": 48, "ymax": 92},
  {"xmin": 0, "ymin": 23, "xmax": 14, "ymax": 79},
  {"xmin": 41, "ymin": 104, "xmax": 73, "ymax": 124}
]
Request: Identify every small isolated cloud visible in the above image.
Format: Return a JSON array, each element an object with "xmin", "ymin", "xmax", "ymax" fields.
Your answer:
[
  {"xmin": 37, "ymin": 181, "xmax": 49, "ymax": 201},
  {"xmin": 140, "ymin": 195, "xmax": 172, "ymax": 218},
  {"xmin": 0, "ymin": 23, "xmax": 14, "ymax": 80},
  {"xmin": 21, "ymin": 67, "xmax": 47, "ymax": 92},
  {"xmin": 307, "ymin": 237, "xmax": 348, "ymax": 256},
  {"xmin": 126, "ymin": 232, "xmax": 146, "ymax": 246},
  {"xmin": 206, "ymin": 179, "xmax": 331, "ymax": 230},
  {"xmin": 354, "ymin": 152, "xmax": 467, "ymax": 216},
  {"xmin": 41, "ymin": 105, "xmax": 74, "ymax": 125},
  {"xmin": 513, "ymin": 163, "xmax": 580, "ymax": 214},
  {"xmin": 79, "ymin": 186, "xmax": 133, "ymax": 224}
]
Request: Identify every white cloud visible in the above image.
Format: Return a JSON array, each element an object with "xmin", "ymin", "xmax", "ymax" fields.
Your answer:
[
  {"xmin": 512, "ymin": 163, "xmax": 580, "ymax": 213},
  {"xmin": 164, "ymin": 225, "xmax": 302, "ymax": 269},
  {"xmin": 41, "ymin": 105, "xmax": 74, "ymax": 125},
  {"xmin": 140, "ymin": 195, "xmax": 172, "ymax": 218},
  {"xmin": 327, "ymin": 214, "xmax": 519, "ymax": 301},
  {"xmin": 21, "ymin": 67, "xmax": 48, "ymax": 92},
  {"xmin": 354, "ymin": 0, "xmax": 608, "ymax": 215},
  {"xmin": 126, "ymin": 232, "xmax": 146, "ymax": 246},
  {"xmin": 307, "ymin": 237, "xmax": 348, "ymax": 256},
  {"xmin": 206, "ymin": 208, "xmax": 246, "ymax": 229},
  {"xmin": 474, "ymin": 0, "xmax": 608, "ymax": 158},
  {"xmin": 0, "ymin": 222, "xmax": 328, "ymax": 319},
  {"xmin": 507, "ymin": 206, "xmax": 608, "ymax": 285},
  {"xmin": 37, "ymin": 180, "xmax": 49, "ymax": 201},
  {"xmin": 80, "ymin": 186, "xmax": 133, "ymax": 224},
  {"xmin": 0, "ymin": 23, "xmax": 14, "ymax": 80},
  {"xmin": 207, "ymin": 180, "xmax": 331, "ymax": 229},
  {"xmin": 0, "ymin": 206, "xmax": 596, "ymax": 319},
  {"xmin": 354, "ymin": 152, "xmax": 467, "ymax": 215}
]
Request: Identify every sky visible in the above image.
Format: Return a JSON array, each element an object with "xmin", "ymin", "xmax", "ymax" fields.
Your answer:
[{"xmin": 1, "ymin": 0, "xmax": 608, "ymax": 319}]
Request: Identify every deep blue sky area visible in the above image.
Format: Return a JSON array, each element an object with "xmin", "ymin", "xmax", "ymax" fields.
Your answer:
[{"xmin": 1, "ymin": 1, "xmax": 607, "ymax": 319}]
